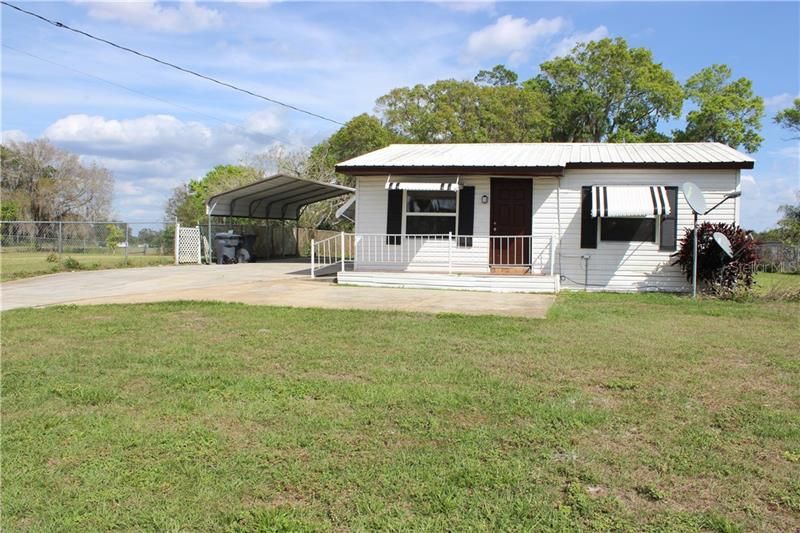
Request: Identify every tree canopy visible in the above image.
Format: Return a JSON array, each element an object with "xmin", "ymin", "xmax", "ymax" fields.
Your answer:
[
  {"xmin": 375, "ymin": 78, "xmax": 551, "ymax": 143},
  {"xmin": 170, "ymin": 35, "xmax": 773, "ymax": 230},
  {"xmin": 674, "ymin": 64, "xmax": 764, "ymax": 153},
  {"xmin": 1, "ymin": 139, "xmax": 113, "ymax": 221},
  {"xmin": 534, "ymin": 37, "xmax": 683, "ymax": 142},
  {"xmin": 774, "ymin": 98, "xmax": 800, "ymax": 139},
  {"xmin": 165, "ymin": 164, "xmax": 261, "ymax": 226}
]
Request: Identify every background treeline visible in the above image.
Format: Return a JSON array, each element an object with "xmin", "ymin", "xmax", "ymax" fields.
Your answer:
[
  {"xmin": 169, "ymin": 38, "xmax": 798, "ymax": 239},
  {"xmin": 1, "ymin": 139, "xmax": 113, "ymax": 222}
]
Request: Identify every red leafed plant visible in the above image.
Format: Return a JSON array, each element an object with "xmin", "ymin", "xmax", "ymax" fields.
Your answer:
[{"xmin": 672, "ymin": 222, "xmax": 758, "ymax": 294}]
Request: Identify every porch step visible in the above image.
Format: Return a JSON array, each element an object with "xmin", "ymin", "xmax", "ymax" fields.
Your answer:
[
  {"xmin": 337, "ymin": 271, "xmax": 559, "ymax": 293},
  {"xmin": 490, "ymin": 266, "xmax": 531, "ymax": 275}
]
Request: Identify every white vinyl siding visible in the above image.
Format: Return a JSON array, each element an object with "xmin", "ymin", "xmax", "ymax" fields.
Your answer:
[
  {"xmin": 354, "ymin": 168, "xmax": 739, "ymax": 292},
  {"xmin": 557, "ymin": 168, "xmax": 738, "ymax": 292},
  {"xmin": 354, "ymin": 176, "xmax": 490, "ymax": 273}
]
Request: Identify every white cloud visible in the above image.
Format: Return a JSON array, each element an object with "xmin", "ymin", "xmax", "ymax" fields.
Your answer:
[
  {"xmin": 464, "ymin": 15, "xmax": 567, "ymax": 65},
  {"xmin": 244, "ymin": 109, "xmax": 283, "ymax": 137},
  {"xmin": 764, "ymin": 92, "xmax": 798, "ymax": 110},
  {"xmin": 550, "ymin": 25, "xmax": 609, "ymax": 58},
  {"xmin": 774, "ymin": 145, "xmax": 800, "ymax": 160},
  {"xmin": 741, "ymin": 174, "xmax": 757, "ymax": 186},
  {"xmin": 37, "ymin": 111, "xmax": 313, "ymax": 221},
  {"xmin": 1, "ymin": 129, "xmax": 29, "ymax": 144},
  {"xmin": 44, "ymin": 114, "xmax": 214, "ymax": 158},
  {"xmin": 115, "ymin": 181, "xmax": 145, "ymax": 196},
  {"xmin": 77, "ymin": 1, "xmax": 223, "ymax": 33}
]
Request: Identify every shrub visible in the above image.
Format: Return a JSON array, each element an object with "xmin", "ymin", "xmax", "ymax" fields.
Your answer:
[
  {"xmin": 45, "ymin": 252, "xmax": 59, "ymax": 263},
  {"xmin": 672, "ymin": 222, "xmax": 758, "ymax": 295},
  {"xmin": 62, "ymin": 256, "xmax": 82, "ymax": 270}
]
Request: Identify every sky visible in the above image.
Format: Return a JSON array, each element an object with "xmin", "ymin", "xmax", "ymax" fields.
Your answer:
[{"xmin": 1, "ymin": 0, "xmax": 798, "ymax": 229}]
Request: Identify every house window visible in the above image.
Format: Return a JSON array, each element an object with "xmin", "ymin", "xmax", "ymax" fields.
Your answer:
[
  {"xmin": 600, "ymin": 217, "xmax": 657, "ymax": 242},
  {"xmin": 404, "ymin": 190, "xmax": 457, "ymax": 235}
]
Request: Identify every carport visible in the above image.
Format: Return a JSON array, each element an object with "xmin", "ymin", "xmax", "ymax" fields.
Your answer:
[
  {"xmin": 204, "ymin": 173, "xmax": 354, "ymax": 261},
  {"xmin": 207, "ymin": 174, "xmax": 354, "ymax": 220}
]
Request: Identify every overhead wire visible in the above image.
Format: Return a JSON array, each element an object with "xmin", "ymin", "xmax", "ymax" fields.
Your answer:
[{"xmin": 1, "ymin": 0, "xmax": 345, "ymax": 126}]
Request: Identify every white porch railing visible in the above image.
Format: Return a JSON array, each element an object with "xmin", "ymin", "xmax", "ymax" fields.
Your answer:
[{"xmin": 311, "ymin": 233, "xmax": 558, "ymax": 277}]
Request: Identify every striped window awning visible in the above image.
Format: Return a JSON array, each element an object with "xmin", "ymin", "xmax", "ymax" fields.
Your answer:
[
  {"xmin": 385, "ymin": 175, "xmax": 462, "ymax": 191},
  {"xmin": 591, "ymin": 185, "xmax": 671, "ymax": 218}
]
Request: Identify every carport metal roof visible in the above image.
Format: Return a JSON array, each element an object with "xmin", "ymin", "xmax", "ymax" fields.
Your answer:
[{"xmin": 206, "ymin": 173, "xmax": 354, "ymax": 220}]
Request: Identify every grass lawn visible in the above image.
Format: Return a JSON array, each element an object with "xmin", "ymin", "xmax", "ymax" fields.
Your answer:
[
  {"xmin": 0, "ymin": 252, "xmax": 174, "ymax": 282},
  {"xmin": 2, "ymin": 290, "xmax": 799, "ymax": 530}
]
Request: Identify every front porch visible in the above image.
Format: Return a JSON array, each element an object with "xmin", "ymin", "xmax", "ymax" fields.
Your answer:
[{"xmin": 311, "ymin": 232, "xmax": 560, "ymax": 293}]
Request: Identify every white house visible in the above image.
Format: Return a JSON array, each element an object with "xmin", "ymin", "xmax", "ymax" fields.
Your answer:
[{"xmin": 321, "ymin": 142, "xmax": 753, "ymax": 293}]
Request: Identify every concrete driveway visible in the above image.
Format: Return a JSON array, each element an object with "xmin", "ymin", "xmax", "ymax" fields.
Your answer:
[{"xmin": 0, "ymin": 260, "xmax": 554, "ymax": 318}]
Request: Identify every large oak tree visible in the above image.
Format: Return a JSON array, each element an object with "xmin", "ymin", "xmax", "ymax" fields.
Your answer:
[{"xmin": 534, "ymin": 37, "xmax": 683, "ymax": 142}]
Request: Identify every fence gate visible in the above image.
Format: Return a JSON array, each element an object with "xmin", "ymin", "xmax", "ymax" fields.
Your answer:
[{"xmin": 175, "ymin": 224, "xmax": 203, "ymax": 264}]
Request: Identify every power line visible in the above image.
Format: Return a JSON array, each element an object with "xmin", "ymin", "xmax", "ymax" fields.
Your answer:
[{"xmin": 0, "ymin": 0, "xmax": 345, "ymax": 126}]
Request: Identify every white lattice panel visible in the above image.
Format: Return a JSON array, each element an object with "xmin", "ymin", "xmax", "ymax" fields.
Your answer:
[{"xmin": 176, "ymin": 226, "xmax": 202, "ymax": 264}]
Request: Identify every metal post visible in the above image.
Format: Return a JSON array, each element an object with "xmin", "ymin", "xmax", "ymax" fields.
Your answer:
[
  {"xmin": 692, "ymin": 212, "xmax": 698, "ymax": 299},
  {"xmin": 124, "ymin": 223, "xmax": 129, "ymax": 263},
  {"xmin": 448, "ymin": 231, "xmax": 453, "ymax": 275},
  {"xmin": 57, "ymin": 221, "xmax": 63, "ymax": 257},
  {"xmin": 340, "ymin": 231, "xmax": 346, "ymax": 273},
  {"xmin": 310, "ymin": 238, "xmax": 315, "ymax": 278},
  {"xmin": 174, "ymin": 222, "xmax": 180, "ymax": 265}
]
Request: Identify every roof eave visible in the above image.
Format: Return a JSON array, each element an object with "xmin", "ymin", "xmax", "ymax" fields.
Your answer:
[{"xmin": 334, "ymin": 165, "xmax": 565, "ymax": 176}]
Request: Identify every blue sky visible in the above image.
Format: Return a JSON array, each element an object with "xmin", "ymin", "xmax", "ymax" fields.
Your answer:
[{"xmin": 1, "ymin": 1, "xmax": 798, "ymax": 229}]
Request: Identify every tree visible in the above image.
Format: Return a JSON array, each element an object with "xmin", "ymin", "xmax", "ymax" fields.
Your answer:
[
  {"xmin": 0, "ymin": 139, "xmax": 113, "ymax": 221},
  {"xmin": 375, "ymin": 78, "xmax": 551, "ymax": 143},
  {"xmin": 105, "ymin": 224, "xmax": 124, "ymax": 253},
  {"xmin": 308, "ymin": 114, "xmax": 399, "ymax": 187},
  {"xmin": 774, "ymin": 98, "xmax": 800, "ymax": 139},
  {"xmin": 474, "ymin": 65, "xmax": 518, "ymax": 87},
  {"xmin": 164, "ymin": 165, "xmax": 261, "ymax": 226},
  {"xmin": 535, "ymin": 37, "xmax": 683, "ymax": 142},
  {"xmin": 674, "ymin": 64, "xmax": 764, "ymax": 153},
  {"xmin": 774, "ymin": 193, "xmax": 800, "ymax": 245}
]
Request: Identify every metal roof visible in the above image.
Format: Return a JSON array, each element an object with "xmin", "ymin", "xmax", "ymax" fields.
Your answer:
[
  {"xmin": 206, "ymin": 174, "xmax": 354, "ymax": 220},
  {"xmin": 336, "ymin": 142, "xmax": 754, "ymax": 173}
]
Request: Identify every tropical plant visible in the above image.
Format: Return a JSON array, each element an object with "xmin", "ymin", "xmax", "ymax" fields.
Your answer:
[{"xmin": 672, "ymin": 222, "xmax": 758, "ymax": 295}]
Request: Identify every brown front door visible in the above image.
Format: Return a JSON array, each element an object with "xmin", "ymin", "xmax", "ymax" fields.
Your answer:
[{"xmin": 490, "ymin": 178, "xmax": 532, "ymax": 266}]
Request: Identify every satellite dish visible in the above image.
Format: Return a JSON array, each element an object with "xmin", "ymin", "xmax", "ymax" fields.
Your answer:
[
  {"xmin": 682, "ymin": 182, "xmax": 706, "ymax": 215},
  {"xmin": 713, "ymin": 232, "xmax": 733, "ymax": 258}
]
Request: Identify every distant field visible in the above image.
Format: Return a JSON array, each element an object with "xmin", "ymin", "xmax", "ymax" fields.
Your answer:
[
  {"xmin": 2, "ymin": 290, "xmax": 798, "ymax": 531},
  {"xmin": 0, "ymin": 252, "xmax": 174, "ymax": 282}
]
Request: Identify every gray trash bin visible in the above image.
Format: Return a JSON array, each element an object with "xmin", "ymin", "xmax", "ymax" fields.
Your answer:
[{"xmin": 214, "ymin": 233, "xmax": 241, "ymax": 264}]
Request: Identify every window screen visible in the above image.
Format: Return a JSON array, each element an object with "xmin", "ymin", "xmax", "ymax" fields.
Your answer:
[{"xmin": 600, "ymin": 217, "xmax": 657, "ymax": 242}]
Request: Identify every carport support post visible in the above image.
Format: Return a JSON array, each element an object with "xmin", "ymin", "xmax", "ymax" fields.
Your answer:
[
  {"xmin": 310, "ymin": 238, "xmax": 315, "ymax": 278},
  {"xmin": 341, "ymin": 231, "xmax": 345, "ymax": 273}
]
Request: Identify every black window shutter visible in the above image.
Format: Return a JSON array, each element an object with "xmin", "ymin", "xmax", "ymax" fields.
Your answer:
[
  {"xmin": 659, "ymin": 186, "xmax": 679, "ymax": 251},
  {"xmin": 386, "ymin": 189, "xmax": 403, "ymax": 245},
  {"xmin": 457, "ymin": 186, "xmax": 475, "ymax": 247},
  {"xmin": 580, "ymin": 186, "xmax": 597, "ymax": 249}
]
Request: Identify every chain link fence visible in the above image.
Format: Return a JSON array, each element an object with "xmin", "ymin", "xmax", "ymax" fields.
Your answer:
[
  {"xmin": 0, "ymin": 220, "xmax": 176, "ymax": 280},
  {"xmin": 0, "ymin": 220, "xmax": 342, "ymax": 280},
  {"xmin": 755, "ymin": 242, "xmax": 800, "ymax": 273}
]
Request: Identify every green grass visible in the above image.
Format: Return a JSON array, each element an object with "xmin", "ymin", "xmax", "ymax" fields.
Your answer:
[
  {"xmin": 2, "ymin": 293, "xmax": 799, "ymax": 530},
  {"xmin": 753, "ymin": 271, "xmax": 800, "ymax": 292},
  {"xmin": 0, "ymin": 252, "xmax": 174, "ymax": 281}
]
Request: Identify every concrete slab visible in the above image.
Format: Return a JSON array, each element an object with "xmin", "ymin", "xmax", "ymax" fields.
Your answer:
[{"xmin": 1, "ymin": 261, "xmax": 554, "ymax": 318}]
